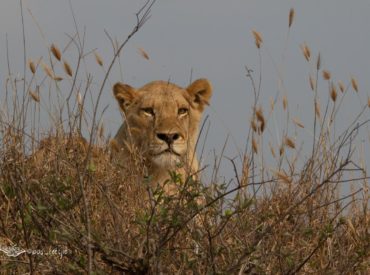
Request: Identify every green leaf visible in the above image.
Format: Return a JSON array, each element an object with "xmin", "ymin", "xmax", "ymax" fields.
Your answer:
[{"xmin": 87, "ymin": 162, "xmax": 96, "ymax": 172}]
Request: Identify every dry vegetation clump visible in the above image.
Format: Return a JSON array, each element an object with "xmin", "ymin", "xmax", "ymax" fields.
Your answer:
[
  {"xmin": 0, "ymin": 3, "xmax": 369, "ymax": 274},
  {"xmin": 0, "ymin": 126, "xmax": 369, "ymax": 273}
]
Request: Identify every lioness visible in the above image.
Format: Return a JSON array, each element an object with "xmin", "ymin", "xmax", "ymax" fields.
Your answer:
[{"xmin": 112, "ymin": 79, "xmax": 212, "ymax": 192}]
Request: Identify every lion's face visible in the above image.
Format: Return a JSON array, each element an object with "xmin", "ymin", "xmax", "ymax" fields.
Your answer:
[{"xmin": 113, "ymin": 79, "xmax": 212, "ymax": 169}]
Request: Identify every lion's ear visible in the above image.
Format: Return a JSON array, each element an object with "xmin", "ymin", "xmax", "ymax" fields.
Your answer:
[
  {"xmin": 186, "ymin": 78, "xmax": 212, "ymax": 111},
  {"xmin": 113, "ymin": 82, "xmax": 136, "ymax": 111}
]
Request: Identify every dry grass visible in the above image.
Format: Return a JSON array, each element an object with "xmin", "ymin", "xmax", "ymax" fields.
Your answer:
[{"xmin": 0, "ymin": 2, "xmax": 369, "ymax": 274}]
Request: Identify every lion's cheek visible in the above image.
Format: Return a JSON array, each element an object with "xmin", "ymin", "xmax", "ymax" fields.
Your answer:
[{"xmin": 125, "ymin": 115, "xmax": 154, "ymax": 149}]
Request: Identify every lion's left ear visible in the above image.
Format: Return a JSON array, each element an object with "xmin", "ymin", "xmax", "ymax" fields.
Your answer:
[{"xmin": 186, "ymin": 78, "xmax": 212, "ymax": 111}]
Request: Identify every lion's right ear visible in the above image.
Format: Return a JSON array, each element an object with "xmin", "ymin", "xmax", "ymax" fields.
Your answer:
[
  {"xmin": 113, "ymin": 82, "xmax": 136, "ymax": 111},
  {"xmin": 186, "ymin": 78, "xmax": 213, "ymax": 112}
]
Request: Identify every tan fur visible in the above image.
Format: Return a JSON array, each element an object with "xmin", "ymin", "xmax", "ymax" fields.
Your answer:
[{"xmin": 112, "ymin": 79, "xmax": 212, "ymax": 192}]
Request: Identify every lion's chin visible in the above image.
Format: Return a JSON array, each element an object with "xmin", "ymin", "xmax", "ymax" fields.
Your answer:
[{"xmin": 151, "ymin": 152, "xmax": 182, "ymax": 169}]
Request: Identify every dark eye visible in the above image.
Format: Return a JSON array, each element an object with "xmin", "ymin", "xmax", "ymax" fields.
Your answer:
[
  {"xmin": 142, "ymin": 107, "xmax": 155, "ymax": 116},
  {"xmin": 178, "ymin": 108, "xmax": 188, "ymax": 115}
]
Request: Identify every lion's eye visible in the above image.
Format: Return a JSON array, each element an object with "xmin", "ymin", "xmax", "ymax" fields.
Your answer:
[
  {"xmin": 178, "ymin": 108, "xmax": 188, "ymax": 116},
  {"xmin": 142, "ymin": 107, "xmax": 155, "ymax": 116}
]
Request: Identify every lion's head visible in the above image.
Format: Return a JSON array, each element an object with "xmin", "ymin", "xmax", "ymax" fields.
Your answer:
[{"xmin": 113, "ymin": 79, "xmax": 212, "ymax": 178}]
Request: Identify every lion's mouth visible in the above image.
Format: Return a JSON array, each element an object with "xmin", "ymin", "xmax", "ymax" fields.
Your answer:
[{"xmin": 155, "ymin": 147, "xmax": 181, "ymax": 157}]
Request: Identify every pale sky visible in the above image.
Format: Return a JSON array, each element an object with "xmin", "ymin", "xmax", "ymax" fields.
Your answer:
[{"xmin": 1, "ymin": 0, "xmax": 370, "ymax": 180}]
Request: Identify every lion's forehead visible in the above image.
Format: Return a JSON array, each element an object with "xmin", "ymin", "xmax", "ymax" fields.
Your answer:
[{"xmin": 136, "ymin": 89, "xmax": 190, "ymax": 111}]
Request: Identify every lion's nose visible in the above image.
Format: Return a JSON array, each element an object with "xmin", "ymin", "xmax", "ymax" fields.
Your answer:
[{"xmin": 156, "ymin": 133, "xmax": 180, "ymax": 145}]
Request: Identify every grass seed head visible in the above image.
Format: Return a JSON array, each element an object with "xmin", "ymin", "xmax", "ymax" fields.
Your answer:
[
  {"xmin": 53, "ymin": 76, "xmax": 63, "ymax": 82},
  {"xmin": 338, "ymin": 80, "xmax": 345, "ymax": 93},
  {"xmin": 78, "ymin": 93, "xmax": 83, "ymax": 113},
  {"xmin": 368, "ymin": 97, "xmax": 370, "ymax": 108},
  {"xmin": 316, "ymin": 53, "xmax": 321, "ymax": 70},
  {"xmin": 252, "ymin": 30, "xmax": 263, "ymax": 49},
  {"xmin": 29, "ymin": 90, "xmax": 40, "ymax": 103},
  {"xmin": 279, "ymin": 144, "xmax": 285, "ymax": 156},
  {"xmin": 330, "ymin": 83, "xmax": 337, "ymax": 102},
  {"xmin": 315, "ymin": 101, "xmax": 321, "ymax": 118},
  {"xmin": 94, "ymin": 51, "xmax": 104, "ymax": 67},
  {"xmin": 241, "ymin": 155, "xmax": 249, "ymax": 185},
  {"xmin": 269, "ymin": 142, "xmax": 276, "ymax": 158},
  {"xmin": 283, "ymin": 95, "xmax": 288, "ymax": 111},
  {"xmin": 309, "ymin": 75, "xmax": 316, "ymax": 91},
  {"xmin": 251, "ymin": 120, "xmax": 257, "ymax": 132},
  {"xmin": 322, "ymin": 70, "xmax": 331, "ymax": 80},
  {"xmin": 274, "ymin": 170, "xmax": 292, "ymax": 183},
  {"xmin": 292, "ymin": 117, "xmax": 304, "ymax": 128},
  {"xmin": 301, "ymin": 43, "xmax": 311, "ymax": 62},
  {"xmin": 63, "ymin": 60, "xmax": 73, "ymax": 77},
  {"xmin": 41, "ymin": 62, "xmax": 54, "ymax": 78},
  {"xmin": 50, "ymin": 44, "xmax": 62, "ymax": 61},
  {"xmin": 288, "ymin": 8, "xmax": 295, "ymax": 28},
  {"xmin": 77, "ymin": 92, "xmax": 83, "ymax": 106},
  {"xmin": 351, "ymin": 77, "xmax": 358, "ymax": 92},
  {"xmin": 269, "ymin": 96, "xmax": 275, "ymax": 111},
  {"xmin": 254, "ymin": 107, "xmax": 266, "ymax": 133},
  {"xmin": 284, "ymin": 137, "xmax": 296, "ymax": 149},
  {"xmin": 252, "ymin": 138, "xmax": 258, "ymax": 154},
  {"xmin": 28, "ymin": 59, "xmax": 36, "ymax": 74},
  {"xmin": 138, "ymin": 47, "xmax": 150, "ymax": 60}
]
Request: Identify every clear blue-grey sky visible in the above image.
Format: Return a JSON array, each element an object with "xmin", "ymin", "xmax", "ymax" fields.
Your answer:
[{"xmin": 1, "ymin": 0, "xmax": 370, "ymax": 180}]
